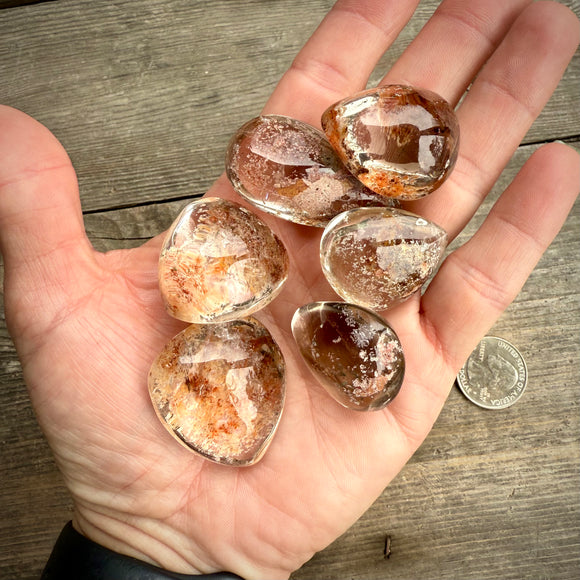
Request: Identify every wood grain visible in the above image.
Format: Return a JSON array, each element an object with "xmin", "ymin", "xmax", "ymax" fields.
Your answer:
[{"xmin": 1, "ymin": 1, "xmax": 579, "ymax": 578}]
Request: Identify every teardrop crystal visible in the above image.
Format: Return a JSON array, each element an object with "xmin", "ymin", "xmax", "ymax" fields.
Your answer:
[
  {"xmin": 320, "ymin": 207, "xmax": 447, "ymax": 311},
  {"xmin": 148, "ymin": 318, "xmax": 286, "ymax": 466},
  {"xmin": 292, "ymin": 301, "xmax": 404, "ymax": 411}
]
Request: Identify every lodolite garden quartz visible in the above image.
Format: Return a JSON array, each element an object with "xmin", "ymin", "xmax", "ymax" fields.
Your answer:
[
  {"xmin": 148, "ymin": 318, "xmax": 286, "ymax": 466},
  {"xmin": 320, "ymin": 207, "xmax": 447, "ymax": 311},
  {"xmin": 292, "ymin": 302, "xmax": 404, "ymax": 411},
  {"xmin": 225, "ymin": 115, "xmax": 394, "ymax": 227},
  {"xmin": 149, "ymin": 82, "xmax": 460, "ymax": 461},
  {"xmin": 158, "ymin": 197, "xmax": 288, "ymax": 324},
  {"xmin": 322, "ymin": 85, "xmax": 459, "ymax": 200}
]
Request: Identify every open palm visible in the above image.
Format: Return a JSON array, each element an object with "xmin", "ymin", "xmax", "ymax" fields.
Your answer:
[{"xmin": 1, "ymin": 1, "xmax": 579, "ymax": 578}]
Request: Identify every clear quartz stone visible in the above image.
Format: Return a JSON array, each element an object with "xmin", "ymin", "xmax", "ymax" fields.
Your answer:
[
  {"xmin": 320, "ymin": 207, "xmax": 447, "ymax": 311},
  {"xmin": 148, "ymin": 318, "xmax": 286, "ymax": 466},
  {"xmin": 158, "ymin": 197, "xmax": 289, "ymax": 323},
  {"xmin": 292, "ymin": 302, "xmax": 404, "ymax": 411},
  {"xmin": 321, "ymin": 85, "xmax": 459, "ymax": 200},
  {"xmin": 225, "ymin": 115, "xmax": 395, "ymax": 227}
]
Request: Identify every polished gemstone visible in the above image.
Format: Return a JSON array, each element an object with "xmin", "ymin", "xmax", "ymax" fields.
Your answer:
[
  {"xmin": 320, "ymin": 207, "xmax": 447, "ymax": 310},
  {"xmin": 292, "ymin": 302, "xmax": 404, "ymax": 410},
  {"xmin": 225, "ymin": 115, "xmax": 395, "ymax": 227},
  {"xmin": 148, "ymin": 318, "xmax": 286, "ymax": 466},
  {"xmin": 321, "ymin": 85, "xmax": 459, "ymax": 200},
  {"xmin": 159, "ymin": 197, "xmax": 289, "ymax": 323}
]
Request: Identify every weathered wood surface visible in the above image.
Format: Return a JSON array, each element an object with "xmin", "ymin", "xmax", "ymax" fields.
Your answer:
[{"xmin": 1, "ymin": 1, "xmax": 579, "ymax": 578}]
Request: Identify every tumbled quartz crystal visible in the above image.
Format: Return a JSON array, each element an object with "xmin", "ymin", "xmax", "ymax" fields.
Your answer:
[
  {"xmin": 321, "ymin": 85, "xmax": 459, "ymax": 200},
  {"xmin": 292, "ymin": 302, "xmax": 404, "ymax": 411},
  {"xmin": 159, "ymin": 197, "xmax": 288, "ymax": 323},
  {"xmin": 148, "ymin": 318, "xmax": 286, "ymax": 466},
  {"xmin": 320, "ymin": 207, "xmax": 447, "ymax": 311},
  {"xmin": 225, "ymin": 115, "xmax": 395, "ymax": 227}
]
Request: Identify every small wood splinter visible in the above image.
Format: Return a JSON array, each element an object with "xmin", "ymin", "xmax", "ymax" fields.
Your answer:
[{"xmin": 384, "ymin": 534, "xmax": 392, "ymax": 559}]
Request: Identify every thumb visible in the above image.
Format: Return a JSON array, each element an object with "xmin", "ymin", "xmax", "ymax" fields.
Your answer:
[{"xmin": 0, "ymin": 106, "xmax": 94, "ymax": 337}]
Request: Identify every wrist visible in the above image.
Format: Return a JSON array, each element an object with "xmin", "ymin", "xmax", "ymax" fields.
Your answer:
[
  {"xmin": 69, "ymin": 507, "xmax": 296, "ymax": 580},
  {"xmin": 67, "ymin": 498, "xmax": 298, "ymax": 579},
  {"xmin": 41, "ymin": 521, "xmax": 245, "ymax": 580},
  {"xmin": 73, "ymin": 512, "xmax": 203, "ymax": 574}
]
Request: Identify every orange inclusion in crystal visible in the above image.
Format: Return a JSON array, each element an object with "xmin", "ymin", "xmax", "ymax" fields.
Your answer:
[
  {"xmin": 149, "ymin": 319, "xmax": 286, "ymax": 466},
  {"xmin": 158, "ymin": 198, "xmax": 289, "ymax": 324}
]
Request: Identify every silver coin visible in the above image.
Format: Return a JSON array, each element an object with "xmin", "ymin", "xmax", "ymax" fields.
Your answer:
[{"xmin": 456, "ymin": 336, "xmax": 527, "ymax": 409}]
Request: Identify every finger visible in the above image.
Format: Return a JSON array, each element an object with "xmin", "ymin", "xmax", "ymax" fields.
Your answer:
[
  {"xmin": 381, "ymin": 0, "xmax": 533, "ymax": 105},
  {"xmin": 409, "ymin": 1, "xmax": 580, "ymax": 238},
  {"xmin": 421, "ymin": 142, "xmax": 580, "ymax": 371},
  {"xmin": 0, "ymin": 106, "xmax": 90, "ymax": 265},
  {"xmin": 0, "ymin": 106, "xmax": 93, "ymax": 331},
  {"xmin": 262, "ymin": 0, "xmax": 421, "ymax": 125}
]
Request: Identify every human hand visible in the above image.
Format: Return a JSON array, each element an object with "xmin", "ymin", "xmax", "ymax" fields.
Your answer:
[{"xmin": 0, "ymin": 0, "xmax": 578, "ymax": 578}]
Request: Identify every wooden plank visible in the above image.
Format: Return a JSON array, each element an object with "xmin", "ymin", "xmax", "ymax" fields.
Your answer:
[
  {"xmin": 0, "ymin": 0, "xmax": 578, "ymax": 215},
  {"xmin": 293, "ymin": 142, "xmax": 580, "ymax": 579},
  {"xmin": 0, "ymin": 0, "xmax": 579, "ymax": 577},
  {"xmin": 2, "ymin": 140, "xmax": 579, "ymax": 579}
]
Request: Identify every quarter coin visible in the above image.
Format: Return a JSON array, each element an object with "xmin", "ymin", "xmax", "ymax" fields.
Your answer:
[{"xmin": 456, "ymin": 336, "xmax": 527, "ymax": 409}]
